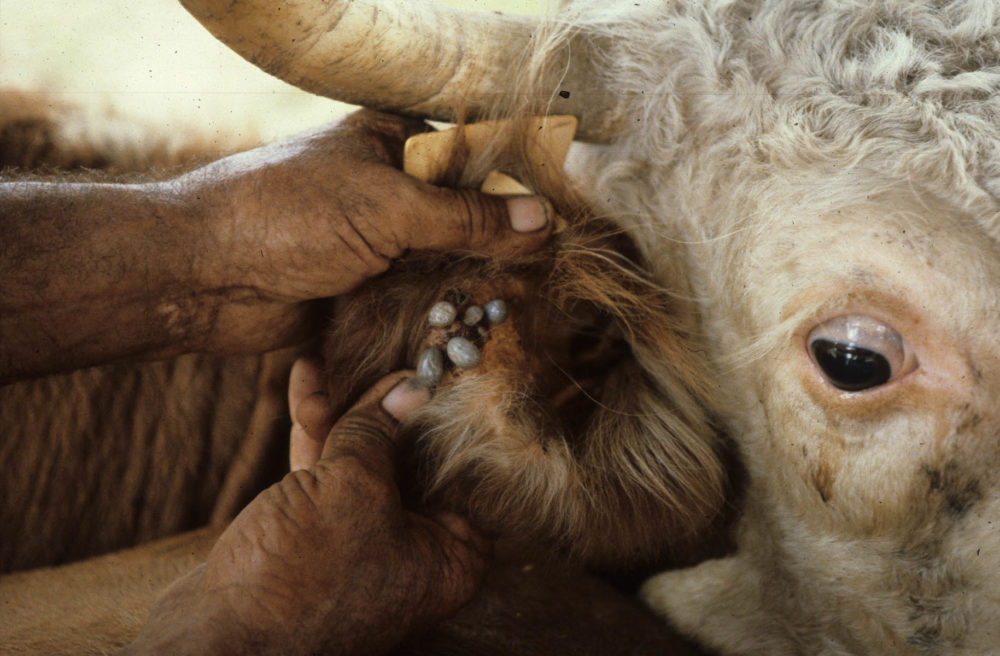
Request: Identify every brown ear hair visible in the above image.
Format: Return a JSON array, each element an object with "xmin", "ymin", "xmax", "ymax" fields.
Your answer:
[{"xmin": 323, "ymin": 122, "xmax": 726, "ymax": 565}]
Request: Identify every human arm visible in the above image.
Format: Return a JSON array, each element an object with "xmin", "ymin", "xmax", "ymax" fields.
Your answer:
[{"xmin": 0, "ymin": 110, "xmax": 551, "ymax": 383}]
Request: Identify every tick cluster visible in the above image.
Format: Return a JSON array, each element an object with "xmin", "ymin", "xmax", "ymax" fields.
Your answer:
[{"xmin": 414, "ymin": 297, "xmax": 509, "ymax": 389}]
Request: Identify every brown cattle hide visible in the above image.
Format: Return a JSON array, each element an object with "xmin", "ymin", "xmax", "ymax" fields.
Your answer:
[
  {"xmin": 0, "ymin": 349, "xmax": 297, "ymax": 573},
  {"xmin": 0, "ymin": 89, "xmax": 244, "ymax": 176}
]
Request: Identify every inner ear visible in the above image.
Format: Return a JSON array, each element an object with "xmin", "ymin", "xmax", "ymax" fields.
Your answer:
[
  {"xmin": 325, "ymin": 248, "xmax": 628, "ymax": 443},
  {"xmin": 323, "ymin": 118, "xmax": 726, "ymax": 566},
  {"xmin": 323, "ymin": 216, "xmax": 727, "ymax": 566}
]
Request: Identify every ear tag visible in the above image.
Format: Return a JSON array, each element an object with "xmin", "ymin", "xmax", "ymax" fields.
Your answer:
[{"xmin": 403, "ymin": 115, "xmax": 577, "ymax": 233}]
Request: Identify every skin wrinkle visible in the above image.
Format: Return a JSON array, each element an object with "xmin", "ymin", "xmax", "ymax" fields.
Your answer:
[
  {"xmin": 332, "ymin": 213, "xmax": 390, "ymax": 279},
  {"xmin": 457, "ymin": 188, "xmax": 483, "ymax": 248},
  {"xmin": 12, "ymin": 1, "xmax": 1000, "ymax": 651},
  {"xmin": 276, "ymin": 471, "xmax": 324, "ymax": 528},
  {"xmin": 325, "ymin": 413, "xmax": 398, "ymax": 457},
  {"xmin": 348, "ymin": 194, "xmax": 401, "ymax": 262},
  {"xmin": 297, "ymin": 470, "xmax": 333, "ymax": 522}
]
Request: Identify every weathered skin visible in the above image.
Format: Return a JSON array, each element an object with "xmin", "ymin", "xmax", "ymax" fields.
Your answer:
[
  {"xmin": 0, "ymin": 87, "xmax": 708, "ymax": 654},
  {"xmin": 7, "ymin": 0, "xmax": 1000, "ymax": 654}
]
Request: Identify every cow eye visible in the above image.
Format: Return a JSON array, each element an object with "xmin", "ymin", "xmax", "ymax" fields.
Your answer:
[{"xmin": 807, "ymin": 315, "xmax": 907, "ymax": 392}]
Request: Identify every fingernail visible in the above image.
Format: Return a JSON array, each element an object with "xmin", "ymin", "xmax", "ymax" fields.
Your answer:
[
  {"xmin": 382, "ymin": 379, "xmax": 431, "ymax": 421},
  {"xmin": 507, "ymin": 196, "xmax": 549, "ymax": 233}
]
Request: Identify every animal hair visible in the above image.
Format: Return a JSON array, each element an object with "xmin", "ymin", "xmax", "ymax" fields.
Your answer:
[
  {"xmin": 0, "ymin": 89, "xmax": 248, "ymax": 178},
  {"xmin": 324, "ymin": 116, "xmax": 728, "ymax": 565},
  {"xmin": 544, "ymin": 0, "xmax": 1000, "ymax": 242},
  {"xmin": 510, "ymin": 0, "xmax": 1000, "ymax": 413},
  {"xmin": 326, "ymin": 0, "xmax": 1000, "ymax": 570}
]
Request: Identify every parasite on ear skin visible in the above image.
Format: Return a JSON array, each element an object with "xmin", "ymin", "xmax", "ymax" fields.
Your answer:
[
  {"xmin": 484, "ymin": 299, "xmax": 508, "ymax": 325},
  {"xmin": 446, "ymin": 336, "xmax": 481, "ymax": 369},
  {"xmin": 415, "ymin": 347, "xmax": 445, "ymax": 388},
  {"xmin": 428, "ymin": 301, "xmax": 457, "ymax": 327},
  {"xmin": 463, "ymin": 305, "xmax": 485, "ymax": 326}
]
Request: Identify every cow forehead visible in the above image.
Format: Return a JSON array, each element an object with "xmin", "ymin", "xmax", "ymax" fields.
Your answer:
[{"xmin": 723, "ymin": 187, "xmax": 1000, "ymax": 352}]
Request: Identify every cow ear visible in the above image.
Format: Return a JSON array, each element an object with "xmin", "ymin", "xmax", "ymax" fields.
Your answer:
[{"xmin": 640, "ymin": 553, "xmax": 789, "ymax": 654}]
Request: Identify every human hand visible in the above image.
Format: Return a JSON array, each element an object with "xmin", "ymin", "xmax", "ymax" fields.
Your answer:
[
  {"xmin": 289, "ymin": 356, "xmax": 337, "ymax": 471},
  {"xmin": 177, "ymin": 109, "xmax": 553, "ymax": 354},
  {"xmin": 124, "ymin": 370, "xmax": 491, "ymax": 656}
]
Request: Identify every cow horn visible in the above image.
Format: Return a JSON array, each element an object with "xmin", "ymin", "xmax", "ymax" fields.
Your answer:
[{"xmin": 179, "ymin": 0, "xmax": 624, "ymax": 143}]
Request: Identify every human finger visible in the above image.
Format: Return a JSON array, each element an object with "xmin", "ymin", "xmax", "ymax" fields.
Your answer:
[
  {"xmin": 403, "ymin": 511, "xmax": 493, "ymax": 621},
  {"xmin": 431, "ymin": 511, "xmax": 494, "ymax": 559},
  {"xmin": 290, "ymin": 423, "xmax": 323, "ymax": 471},
  {"xmin": 341, "ymin": 109, "xmax": 554, "ymax": 257},
  {"xmin": 289, "ymin": 359, "xmax": 337, "ymax": 443},
  {"xmin": 288, "ymin": 358, "xmax": 325, "ymax": 424},
  {"xmin": 319, "ymin": 371, "xmax": 430, "ymax": 470},
  {"xmin": 289, "ymin": 358, "xmax": 328, "ymax": 470},
  {"xmin": 296, "ymin": 392, "xmax": 336, "ymax": 443},
  {"xmin": 400, "ymin": 184, "xmax": 554, "ymax": 258}
]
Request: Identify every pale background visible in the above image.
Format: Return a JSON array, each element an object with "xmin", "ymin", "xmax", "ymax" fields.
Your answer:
[{"xmin": 0, "ymin": 0, "xmax": 544, "ymax": 144}]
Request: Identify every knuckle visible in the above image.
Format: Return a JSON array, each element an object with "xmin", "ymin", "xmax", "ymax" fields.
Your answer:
[
  {"xmin": 323, "ymin": 411, "xmax": 399, "ymax": 493},
  {"xmin": 280, "ymin": 469, "xmax": 320, "ymax": 504},
  {"xmin": 452, "ymin": 189, "xmax": 500, "ymax": 245},
  {"xmin": 339, "ymin": 110, "xmax": 427, "ymax": 167},
  {"xmin": 320, "ymin": 455, "xmax": 396, "ymax": 506},
  {"xmin": 335, "ymin": 412, "xmax": 395, "ymax": 445},
  {"xmin": 258, "ymin": 470, "xmax": 324, "ymax": 523}
]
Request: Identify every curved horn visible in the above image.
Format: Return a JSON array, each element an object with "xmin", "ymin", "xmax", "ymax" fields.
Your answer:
[{"xmin": 179, "ymin": 0, "xmax": 624, "ymax": 142}]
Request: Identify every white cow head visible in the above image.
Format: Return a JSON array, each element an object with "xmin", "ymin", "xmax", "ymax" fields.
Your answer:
[
  {"xmin": 643, "ymin": 178, "xmax": 1000, "ymax": 653},
  {"xmin": 585, "ymin": 2, "xmax": 1000, "ymax": 653},
  {"xmin": 182, "ymin": 0, "xmax": 1000, "ymax": 652}
]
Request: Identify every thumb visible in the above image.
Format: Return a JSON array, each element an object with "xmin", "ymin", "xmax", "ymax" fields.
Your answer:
[
  {"xmin": 403, "ymin": 185, "xmax": 554, "ymax": 257},
  {"xmin": 319, "ymin": 372, "xmax": 429, "ymax": 465}
]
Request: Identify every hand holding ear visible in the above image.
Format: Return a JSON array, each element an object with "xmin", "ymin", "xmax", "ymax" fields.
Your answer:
[{"xmin": 125, "ymin": 370, "xmax": 491, "ymax": 656}]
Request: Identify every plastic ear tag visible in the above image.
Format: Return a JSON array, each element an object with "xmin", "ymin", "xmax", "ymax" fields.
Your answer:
[
  {"xmin": 480, "ymin": 169, "xmax": 534, "ymax": 196},
  {"xmin": 403, "ymin": 116, "xmax": 576, "ymax": 234},
  {"xmin": 403, "ymin": 115, "xmax": 576, "ymax": 184}
]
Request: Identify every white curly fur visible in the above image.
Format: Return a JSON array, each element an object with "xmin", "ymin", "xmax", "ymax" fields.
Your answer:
[{"xmin": 515, "ymin": 1, "xmax": 1000, "ymax": 653}]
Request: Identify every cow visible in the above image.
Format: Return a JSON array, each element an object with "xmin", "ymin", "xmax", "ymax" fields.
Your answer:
[
  {"xmin": 0, "ymin": 5, "xmax": 717, "ymax": 655},
  {"xmin": 4, "ymin": 0, "xmax": 1000, "ymax": 654}
]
